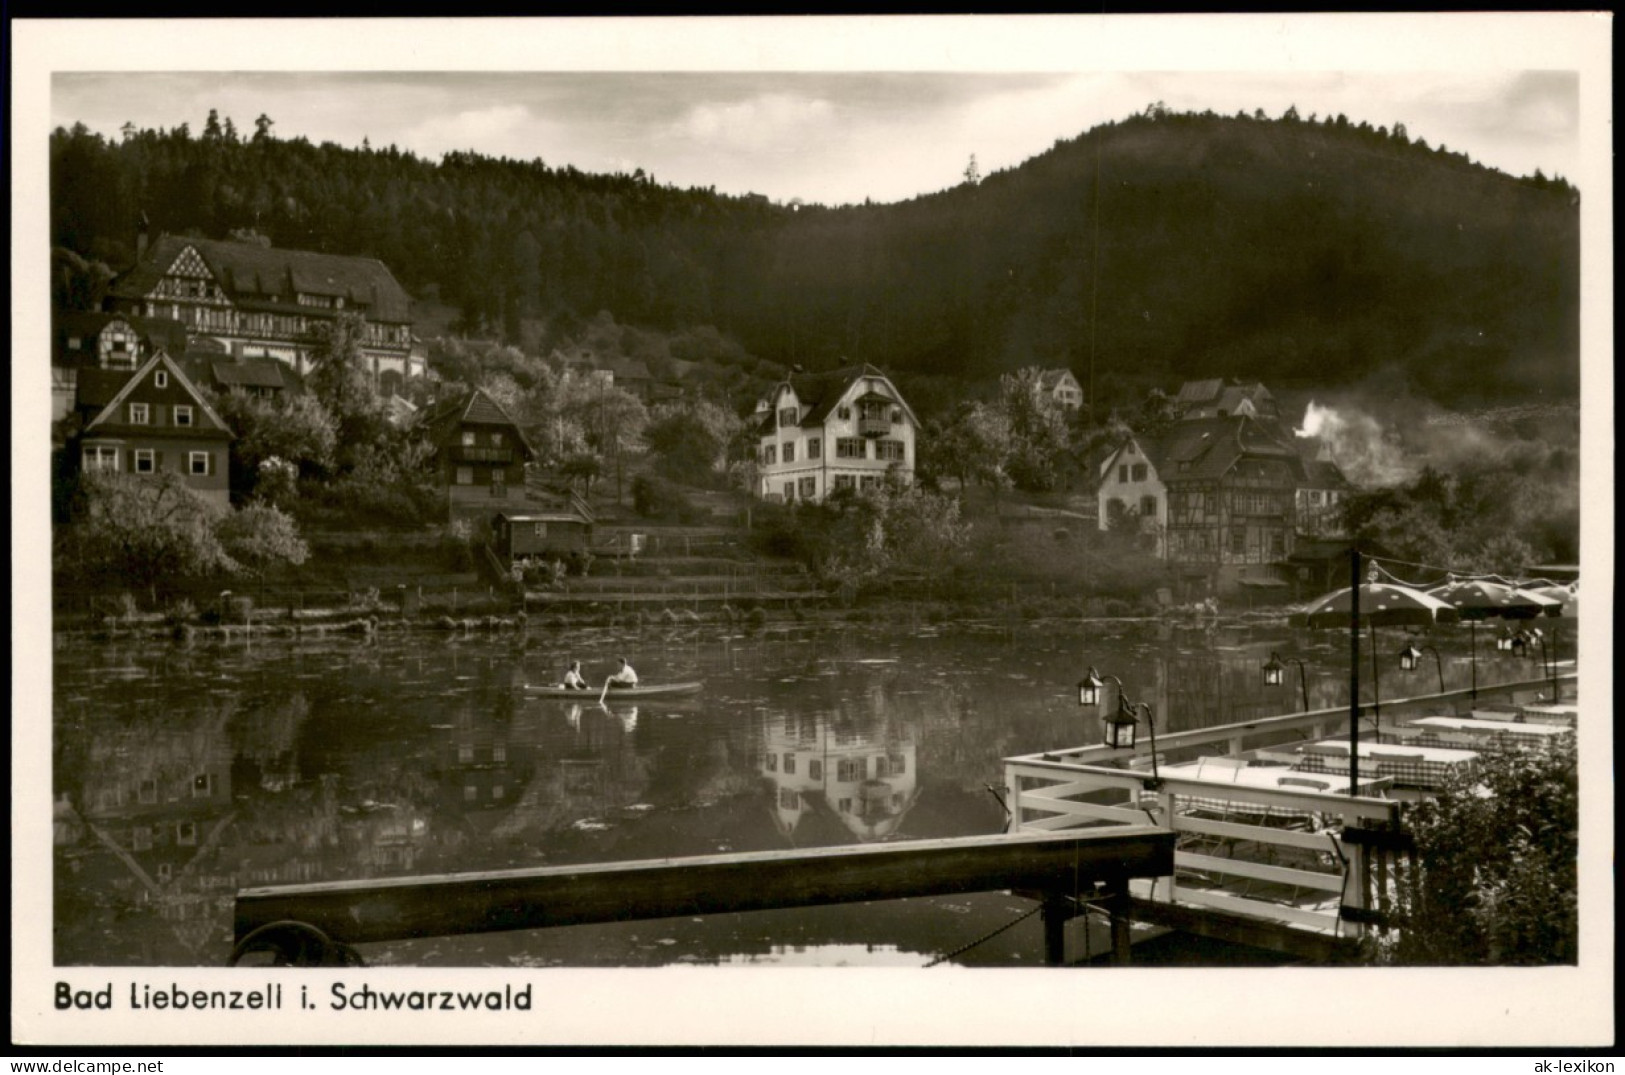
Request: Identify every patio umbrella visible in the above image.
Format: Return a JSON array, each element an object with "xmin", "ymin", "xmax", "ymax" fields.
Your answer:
[
  {"xmin": 1427, "ymin": 578, "xmax": 1540, "ymax": 701},
  {"xmin": 1302, "ymin": 582, "xmax": 1461, "ymax": 630},
  {"xmin": 1293, "ymin": 555, "xmax": 1466, "ymax": 797},
  {"xmin": 1428, "ymin": 579, "xmax": 1547, "ymax": 620},
  {"xmin": 1518, "ymin": 583, "xmax": 1574, "ymax": 618}
]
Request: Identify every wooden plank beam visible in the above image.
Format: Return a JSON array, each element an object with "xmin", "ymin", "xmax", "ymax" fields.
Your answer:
[
  {"xmin": 1125, "ymin": 896, "xmax": 1361, "ymax": 964},
  {"xmin": 237, "ymin": 827, "xmax": 1175, "ymax": 947}
]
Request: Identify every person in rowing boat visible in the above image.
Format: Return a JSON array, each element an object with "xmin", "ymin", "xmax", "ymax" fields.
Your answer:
[
  {"xmin": 560, "ymin": 660, "xmax": 588, "ymax": 690},
  {"xmin": 598, "ymin": 657, "xmax": 639, "ymax": 702}
]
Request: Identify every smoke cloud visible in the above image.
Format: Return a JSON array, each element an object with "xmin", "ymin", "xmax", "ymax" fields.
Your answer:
[{"xmin": 1295, "ymin": 400, "xmax": 1415, "ymax": 487}]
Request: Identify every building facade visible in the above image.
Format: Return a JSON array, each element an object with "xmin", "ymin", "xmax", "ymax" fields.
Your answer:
[
  {"xmin": 53, "ymin": 311, "xmax": 189, "ymax": 422},
  {"xmin": 420, "ymin": 389, "xmax": 537, "ymax": 529},
  {"xmin": 72, "ymin": 351, "xmax": 235, "ymax": 509},
  {"xmin": 1097, "ymin": 433, "xmax": 1169, "ymax": 554},
  {"xmin": 1160, "ymin": 417, "xmax": 1304, "ymax": 595},
  {"xmin": 754, "ymin": 363, "xmax": 918, "ymax": 503},
  {"xmin": 107, "ymin": 234, "xmax": 427, "ymax": 393},
  {"xmin": 1039, "ymin": 368, "xmax": 1085, "ymax": 410}
]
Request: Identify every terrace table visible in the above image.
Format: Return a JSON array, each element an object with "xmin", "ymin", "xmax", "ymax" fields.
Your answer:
[
  {"xmin": 1520, "ymin": 703, "xmax": 1579, "ymax": 727},
  {"xmin": 1392, "ymin": 716, "xmax": 1572, "ymax": 750},
  {"xmin": 1295, "ymin": 739, "xmax": 1480, "ymax": 789},
  {"xmin": 1159, "ymin": 760, "xmax": 1391, "ymax": 819}
]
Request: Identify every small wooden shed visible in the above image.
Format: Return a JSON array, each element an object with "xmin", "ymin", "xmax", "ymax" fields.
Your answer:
[{"xmin": 495, "ymin": 512, "xmax": 592, "ymax": 560}]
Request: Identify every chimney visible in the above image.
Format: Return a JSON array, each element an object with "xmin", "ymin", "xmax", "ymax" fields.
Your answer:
[{"xmin": 136, "ymin": 212, "xmax": 151, "ymax": 263}]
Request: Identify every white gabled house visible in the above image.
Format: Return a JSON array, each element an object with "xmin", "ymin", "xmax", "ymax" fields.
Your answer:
[
  {"xmin": 1038, "ymin": 368, "xmax": 1085, "ymax": 410},
  {"xmin": 754, "ymin": 363, "xmax": 918, "ymax": 503},
  {"xmin": 1097, "ymin": 432, "xmax": 1168, "ymax": 554}
]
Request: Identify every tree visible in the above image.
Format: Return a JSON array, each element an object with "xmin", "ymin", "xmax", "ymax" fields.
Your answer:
[
  {"xmin": 210, "ymin": 388, "xmax": 339, "ymax": 491},
  {"xmin": 305, "ymin": 313, "xmax": 389, "ymax": 464},
  {"xmin": 253, "ymin": 113, "xmax": 274, "ymax": 142},
  {"xmin": 559, "ymin": 451, "xmax": 603, "ymax": 499},
  {"xmin": 925, "ymin": 401, "xmax": 1012, "ymax": 494},
  {"xmin": 644, "ymin": 398, "xmax": 744, "ymax": 486},
  {"xmin": 1384, "ymin": 741, "xmax": 1576, "ymax": 965},
  {"xmin": 551, "ymin": 371, "xmax": 648, "ymax": 502},
  {"xmin": 996, "ymin": 367, "xmax": 1073, "ymax": 492},
  {"xmin": 59, "ymin": 471, "xmax": 237, "ymax": 602},
  {"xmin": 215, "ymin": 502, "xmax": 310, "ymax": 591},
  {"xmin": 963, "ymin": 154, "xmax": 981, "ymax": 186}
]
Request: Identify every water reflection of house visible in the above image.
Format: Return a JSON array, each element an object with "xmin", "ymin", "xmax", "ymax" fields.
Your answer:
[
  {"xmin": 760, "ymin": 712, "xmax": 920, "ymax": 841},
  {"xmin": 59, "ymin": 716, "xmax": 239, "ymax": 960},
  {"xmin": 434, "ymin": 702, "xmax": 534, "ymax": 818}
]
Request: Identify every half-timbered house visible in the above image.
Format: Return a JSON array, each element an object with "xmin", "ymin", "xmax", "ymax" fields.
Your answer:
[
  {"xmin": 1159, "ymin": 416, "xmax": 1306, "ymax": 596},
  {"xmin": 106, "ymin": 233, "xmax": 426, "ymax": 393},
  {"xmin": 53, "ymin": 310, "xmax": 189, "ymax": 422}
]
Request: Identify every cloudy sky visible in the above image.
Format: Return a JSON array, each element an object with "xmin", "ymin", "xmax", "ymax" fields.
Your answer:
[{"xmin": 37, "ymin": 16, "xmax": 1598, "ymax": 207}]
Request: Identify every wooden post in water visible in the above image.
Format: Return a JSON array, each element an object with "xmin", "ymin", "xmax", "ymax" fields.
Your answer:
[
  {"xmin": 1042, "ymin": 895, "xmax": 1070, "ymax": 966},
  {"xmin": 1107, "ymin": 878, "xmax": 1132, "ymax": 966}
]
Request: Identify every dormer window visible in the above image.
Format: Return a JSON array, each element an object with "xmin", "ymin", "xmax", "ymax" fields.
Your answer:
[
  {"xmin": 837, "ymin": 406, "xmax": 851, "ymax": 421},
  {"xmin": 173, "ymin": 405, "xmax": 193, "ymax": 427},
  {"xmin": 778, "ymin": 406, "xmax": 798, "ymax": 428},
  {"xmin": 129, "ymin": 403, "xmax": 150, "ymax": 425}
]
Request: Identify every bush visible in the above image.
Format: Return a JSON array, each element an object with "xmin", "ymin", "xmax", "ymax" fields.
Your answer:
[
  {"xmin": 631, "ymin": 474, "xmax": 695, "ymax": 521},
  {"xmin": 1384, "ymin": 741, "xmax": 1577, "ymax": 965}
]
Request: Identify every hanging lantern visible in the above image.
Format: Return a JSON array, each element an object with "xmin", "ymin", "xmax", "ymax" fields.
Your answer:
[
  {"xmin": 1077, "ymin": 667, "xmax": 1105, "ymax": 708},
  {"xmin": 1101, "ymin": 702, "xmax": 1140, "ymax": 750}
]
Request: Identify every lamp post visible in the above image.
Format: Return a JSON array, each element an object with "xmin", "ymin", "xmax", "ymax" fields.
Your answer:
[
  {"xmin": 1398, "ymin": 642, "xmax": 1445, "ymax": 697},
  {"xmin": 1262, "ymin": 651, "xmax": 1310, "ymax": 713},
  {"xmin": 1079, "ymin": 666, "xmax": 1161, "ymax": 788}
]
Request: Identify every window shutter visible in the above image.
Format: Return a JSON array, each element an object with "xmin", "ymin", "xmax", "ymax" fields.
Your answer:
[{"xmin": 156, "ymin": 451, "xmax": 165, "ymax": 470}]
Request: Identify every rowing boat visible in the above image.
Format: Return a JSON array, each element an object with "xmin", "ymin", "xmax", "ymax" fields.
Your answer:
[{"xmin": 524, "ymin": 681, "xmax": 704, "ymax": 699}]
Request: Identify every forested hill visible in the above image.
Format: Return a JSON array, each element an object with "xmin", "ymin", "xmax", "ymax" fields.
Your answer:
[{"xmin": 51, "ymin": 107, "xmax": 1579, "ymax": 410}]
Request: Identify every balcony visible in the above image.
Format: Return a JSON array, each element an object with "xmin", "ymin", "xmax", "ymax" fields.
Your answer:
[
  {"xmin": 452, "ymin": 446, "xmax": 515, "ymax": 464},
  {"xmin": 857, "ymin": 416, "xmax": 891, "ymax": 437}
]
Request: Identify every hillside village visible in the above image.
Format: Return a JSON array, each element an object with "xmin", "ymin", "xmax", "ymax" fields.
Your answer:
[
  {"xmin": 50, "ymin": 227, "xmax": 1379, "ymax": 630},
  {"xmin": 47, "ymin": 106, "xmax": 1581, "ymax": 631}
]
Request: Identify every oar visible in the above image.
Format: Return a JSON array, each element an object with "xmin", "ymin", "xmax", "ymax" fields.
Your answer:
[{"xmin": 598, "ymin": 678, "xmax": 610, "ymax": 704}]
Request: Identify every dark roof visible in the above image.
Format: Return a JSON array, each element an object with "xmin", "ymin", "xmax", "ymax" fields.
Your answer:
[
  {"xmin": 1173, "ymin": 378, "xmax": 1224, "ymax": 405},
  {"xmin": 1302, "ymin": 459, "xmax": 1351, "ymax": 489},
  {"xmin": 78, "ymin": 351, "xmax": 232, "ymax": 439},
  {"xmin": 784, "ymin": 363, "xmax": 890, "ymax": 428},
  {"xmin": 420, "ymin": 389, "xmax": 535, "ymax": 457},
  {"xmin": 210, "ymin": 360, "xmax": 291, "ymax": 390},
  {"xmin": 111, "ymin": 236, "xmax": 413, "ymax": 324},
  {"xmin": 1160, "ymin": 416, "xmax": 1304, "ymax": 484}
]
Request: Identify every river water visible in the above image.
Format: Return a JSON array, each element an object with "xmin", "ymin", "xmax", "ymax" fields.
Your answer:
[{"xmin": 51, "ymin": 615, "xmax": 1551, "ymax": 967}]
